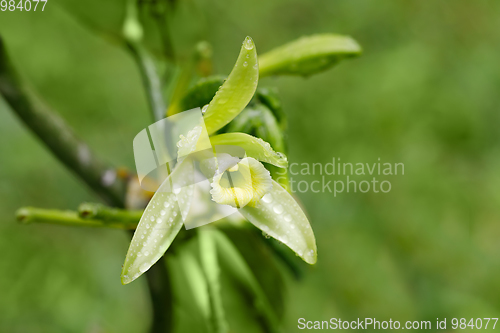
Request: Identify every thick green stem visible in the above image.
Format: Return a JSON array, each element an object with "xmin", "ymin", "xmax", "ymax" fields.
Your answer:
[
  {"xmin": 0, "ymin": 37, "xmax": 125, "ymax": 207},
  {"xmin": 122, "ymin": 8, "xmax": 174, "ymax": 328},
  {"xmin": 145, "ymin": 255, "xmax": 173, "ymax": 333},
  {"xmin": 16, "ymin": 207, "xmax": 137, "ymax": 230}
]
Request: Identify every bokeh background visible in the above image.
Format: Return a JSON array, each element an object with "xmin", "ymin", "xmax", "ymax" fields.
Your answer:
[{"xmin": 1, "ymin": 0, "xmax": 500, "ymax": 332}]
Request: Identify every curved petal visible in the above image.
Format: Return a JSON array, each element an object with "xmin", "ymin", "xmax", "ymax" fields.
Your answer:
[
  {"xmin": 203, "ymin": 37, "xmax": 259, "ymax": 135},
  {"xmin": 239, "ymin": 180, "xmax": 317, "ymax": 264},
  {"xmin": 210, "ymin": 133, "xmax": 288, "ymax": 168},
  {"xmin": 121, "ymin": 164, "xmax": 194, "ymax": 284}
]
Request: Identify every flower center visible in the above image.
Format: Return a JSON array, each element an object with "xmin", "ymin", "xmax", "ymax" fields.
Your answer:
[{"xmin": 210, "ymin": 157, "xmax": 272, "ymax": 208}]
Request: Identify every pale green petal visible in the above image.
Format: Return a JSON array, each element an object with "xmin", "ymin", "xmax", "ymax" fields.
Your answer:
[
  {"xmin": 121, "ymin": 166, "xmax": 194, "ymax": 284},
  {"xmin": 210, "ymin": 133, "xmax": 288, "ymax": 168},
  {"xmin": 259, "ymin": 34, "xmax": 362, "ymax": 77},
  {"xmin": 239, "ymin": 180, "xmax": 317, "ymax": 264},
  {"xmin": 203, "ymin": 37, "xmax": 259, "ymax": 135}
]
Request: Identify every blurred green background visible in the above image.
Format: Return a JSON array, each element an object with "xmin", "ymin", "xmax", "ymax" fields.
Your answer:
[{"xmin": 1, "ymin": 0, "xmax": 500, "ymax": 332}]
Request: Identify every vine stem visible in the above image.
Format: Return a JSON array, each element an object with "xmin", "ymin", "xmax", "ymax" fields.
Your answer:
[
  {"xmin": 16, "ymin": 207, "xmax": 138, "ymax": 230},
  {"xmin": 78, "ymin": 202, "xmax": 143, "ymax": 223}
]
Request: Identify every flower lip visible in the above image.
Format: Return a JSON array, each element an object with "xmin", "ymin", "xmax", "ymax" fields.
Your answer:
[{"xmin": 210, "ymin": 157, "xmax": 272, "ymax": 208}]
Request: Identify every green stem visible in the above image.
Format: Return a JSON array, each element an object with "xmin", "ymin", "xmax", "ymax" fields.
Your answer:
[
  {"xmin": 79, "ymin": 202, "xmax": 143, "ymax": 223},
  {"xmin": 126, "ymin": 41, "xmax": 166, "ymax": 122},
  {"xmin": 145, "ymin": 255, "xmax": 174, "ymax": 333},
  {"xmin": 0, "ymin": 37, "xmax": 126, "ymax": 207},
  {"xmin": 122, "ymin": 6, "xmax": 174, "ymax": 329},
  {"xmin": 16, "ymin": 207, "xmax": 137, "ymax": 230}
]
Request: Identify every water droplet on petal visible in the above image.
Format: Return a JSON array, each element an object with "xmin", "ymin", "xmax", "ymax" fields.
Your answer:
[
  {"xmin": 284, "ymin": 214, "xmax": 292, "ymax": 222},
  {"xmin": 273, "ymin": 204, "xmax": 284, "ymax": 214},
  {"xmin": 243, "ymin": 37, "xmax": 254, "ymax": 50},
  {"xmin": 262, "ymin": 194, "xmax": 273, "ymax": 203},
  {"xmin": 140, "ymin": 263, "xmax": 149, "ymax": 273}
]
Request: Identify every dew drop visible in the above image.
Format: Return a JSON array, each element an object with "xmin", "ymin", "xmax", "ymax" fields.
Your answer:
[
  {"xmin": 243, "ymin": 37, "xmax": 254, "ymax": 50},
  {"xmin": 273, "ymin": 204, "xmax": 284, "ymax": 214},
  {"xmin": 160, "ymin": 210, "xmax": 166, "ymax": 216},
  {"xmin": 262, "ymin": 194, "xmax": 273, "ymax": 203},
  {"xmin": 139, "ymin": 263, "xmax": 149, "ymax": 273},
  {"xmin": 243, "ymin": 61, "xmax": 248, "ymax": 67},
  {"xmin": 201, "ymin": 104, "xmax": 208, "ymax": 114},
  {"xmin": 284, "ymin": 214, "xmax": 292, "ymax": 222},
  {"xmin": 149, "ymin": 216, "xmax": 154, "ymax": 222},
  {"xmin": 156, "ymin": 218, "xmax": 162, "ymax": 224}
]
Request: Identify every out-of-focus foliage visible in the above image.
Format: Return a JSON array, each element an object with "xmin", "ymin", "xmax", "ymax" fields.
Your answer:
[
  {"xmin": 1, "ymin": 0, "xmax": 500, "ymax": 332},
  {"xmin": 258, "ymin": 34, "xmax": 362, "ymax": 77}
]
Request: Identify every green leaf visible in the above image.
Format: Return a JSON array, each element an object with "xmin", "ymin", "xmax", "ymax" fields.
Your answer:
[
  {"xmin": 218, "ymin": 225, "xmax": 287, "ymax": 315},
  {"xmin": 199, "ymin": 228, "xmax": 228, "ymax": 333},
  {"xmin": 177, "ymin": 249, "xmax": 211, "ymax": 326},
  {"xmin": 180, "ymin": 75, "xmax": 226, "ymax": 111},
  {"xmin": 121, "ymin": 164, "xmax": 194, "ymax": 284},
  {"xmin": 239, "ymin": 180, "xmax": 317, "ymax": 264},
  {"xmin": 209, "ymin": 132, "xmax": 287, "ymax": 168},
  {"xmin": 259, "ymin": 34, "xmax": 362, "ymax": 77},
  {"xmin": 212, "ymin": 230, "xmax": 280, "ymax": 332},
  {"xmin": 203, "ymin": 37, "xmax": 259, "ymax": 135}
]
